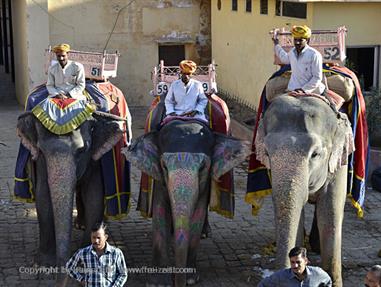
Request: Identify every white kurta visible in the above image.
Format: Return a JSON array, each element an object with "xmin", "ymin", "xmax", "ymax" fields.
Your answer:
[
  {"xmin": 46, "ymin": 60, "xmax": 86, "ymax": 100},
  {"xmin": 275, "ymin": 44, "xmax": 325, "ymax": 94},
  {"xmin": 165, "ymin": 78, "xmax": 208, "ymax": 121}
]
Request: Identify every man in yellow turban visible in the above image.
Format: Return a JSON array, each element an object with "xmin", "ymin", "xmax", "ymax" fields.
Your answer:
[
  {"xmin": 273, "ymin": 25, "xmax": 325, "ymax": 95},
  {"xmin": 46, "ymin": 43, "xmax": 86, "ymax": 100},
  {"xmin": 164, "ymin": 60, "xmax": 208, "ymax": 121}
]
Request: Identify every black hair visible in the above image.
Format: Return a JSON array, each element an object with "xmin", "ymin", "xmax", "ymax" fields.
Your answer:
[
  {"xmin": 288, "ymin": 247, "xmax": 307, "ymax": 258},
  {"xmin": 91, "ymin": 221, "xmax": 107, "ymax": 233}
]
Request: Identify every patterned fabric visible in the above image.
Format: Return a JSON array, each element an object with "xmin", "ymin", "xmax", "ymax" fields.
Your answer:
[
  {"xmin": 14, "ymin": 81, "xmax": 131, "ymax": 219},
  {"xmin": 139, "ymin": 94, "xmax": 235, "ymax": 218},
  {"xmin": 66, "ymin": 243, "xmax": 127, "ymax": 287},
  {"xmin": 246, "ymin": 64, "xmax": 369, "ymax": 217},
  {"xmin": 31, "ymin": 97, "xmax": 95, "ymax": 135}
]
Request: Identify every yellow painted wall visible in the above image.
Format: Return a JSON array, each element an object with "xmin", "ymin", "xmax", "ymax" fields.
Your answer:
[
  {"xmin": 212, "ymin": 0, "xmax": 381, "ymax": 109},
  {"xmin": 211, "ymin": 0, "xmax": 313, "ymax": 109},
  {"xmin": 48, "ymin": 0, "xmax": 204, "ymax": 106}
]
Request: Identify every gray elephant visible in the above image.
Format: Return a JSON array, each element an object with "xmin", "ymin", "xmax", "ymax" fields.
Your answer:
[
  {"xmin": 123, "ymin": 119, "xmax": 250, "ymax": 287},
  {"xmin": 253, "ymin": 95, "xmax": 354, "ymax": 286},
  {"xmin": 16, "ymin": 112, "xmax": 125, "ymax": 277}
]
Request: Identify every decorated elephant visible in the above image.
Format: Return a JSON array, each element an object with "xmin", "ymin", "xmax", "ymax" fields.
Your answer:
[
  {"xmin": 123, "ymin": 119, "xmax": 250, "ymax": 286},
  {"xmin": 16, "ymin": 111, "xmax": 127, "ymax": 276},
  {"xmin": 250, "ymin": 94, "xmax": 354, "ymax": 286}
]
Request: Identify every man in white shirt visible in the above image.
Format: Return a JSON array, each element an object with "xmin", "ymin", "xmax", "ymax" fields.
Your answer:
[
  {"xmin": 165, "ymin": 60, "xmax": 208, "ymax": 122},
  {"xmin": 273, "ymin": 25, "xmax": 325, "ymax": 95},
  {"xmin": 46, "ymin": 43, "xmax": 86, "ymax": 101}
]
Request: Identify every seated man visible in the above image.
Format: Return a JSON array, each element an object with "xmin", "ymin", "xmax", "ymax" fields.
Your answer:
[
  {"xmin": 258, "ymin": 247, "xmax": 332, "ymax": 287},
  {"xmin": 273, "ymin": 25, "xmax": 325, "ymax": 96},
  {"xmin": 165, "ymin": 60, "xmax": 208, "ymax": 122},
  {"xmin": 46, "ymin": 43, "xmax": 86, "ymax": 101}
]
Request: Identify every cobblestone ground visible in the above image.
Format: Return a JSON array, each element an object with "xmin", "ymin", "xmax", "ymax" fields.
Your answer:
[{"xmin": 0, "ymin": 104, "xmax": 380, "ymax": 286}]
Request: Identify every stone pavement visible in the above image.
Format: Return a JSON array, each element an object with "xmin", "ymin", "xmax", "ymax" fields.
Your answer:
[{"xmin": 0, "ymin": 103, "xmax": 381, "ymax": 287}]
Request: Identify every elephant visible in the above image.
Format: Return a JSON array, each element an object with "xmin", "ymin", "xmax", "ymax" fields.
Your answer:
[
  {"xmin": 123, "ymin": 119, "xmax": 250, "ymax": 287},
  {"xmin": 254, "ymin": 95, "xmax": 354, "ymax": 286},
  {"xmin": 16, "ymin": 112, "xmax": 125, "ymax": 280}
]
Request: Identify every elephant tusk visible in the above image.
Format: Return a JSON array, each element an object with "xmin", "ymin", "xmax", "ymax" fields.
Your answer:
[{"xmin": 92, "ymin": 110, "xmax": 129, "ymax": 122}]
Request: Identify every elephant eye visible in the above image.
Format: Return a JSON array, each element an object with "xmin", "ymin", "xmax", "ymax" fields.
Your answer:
[{"xmin": 311, "ymin": 151, "xmax": 320, "ymax": 158}]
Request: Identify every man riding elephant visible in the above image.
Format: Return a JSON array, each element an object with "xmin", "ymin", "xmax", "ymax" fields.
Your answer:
[{"xmin": 47, "ymin": 43, "xmax": 86, "ymax": 101}]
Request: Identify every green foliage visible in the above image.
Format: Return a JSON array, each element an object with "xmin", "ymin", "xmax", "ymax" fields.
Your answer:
[{"xmin": 365, "ymin": 88, "xmax": 381, "ymax": 145}]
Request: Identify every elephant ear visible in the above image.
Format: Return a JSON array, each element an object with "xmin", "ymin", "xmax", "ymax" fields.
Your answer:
[
  {"xmin": 121, "ymin": 132, "xmax": 162, "ymax": 181},
  {"xmin": 211, "ymin": 133, "xmax": 251, "ymax": 179},
  {"xmin": 16, "ymin": 112, "xmax": 39, "ymax": 160},
  {"xmin": 254, "ymin": 119, "xmax": 270, "ymax": 169},
  {"xmin": 92, "ymin": 118, "xmax": 124, "ymax": 161},
  {"xmin": 328, "ymin": 113, "xmax": 355, "ymax": 174}
]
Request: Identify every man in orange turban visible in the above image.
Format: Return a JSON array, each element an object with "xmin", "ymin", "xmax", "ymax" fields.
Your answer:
[
  {"xmin": 273, "ymin": 25, "xmax": 325, "ymax": 95},
  {"xmin": 165, "ymin": 60, "xmax": 208, "ymax": 121},
  {"xmin": 46, "ymin": 43, "xmax": 86, "ymax": 100}
]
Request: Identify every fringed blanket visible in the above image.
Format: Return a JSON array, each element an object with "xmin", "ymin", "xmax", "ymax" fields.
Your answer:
[
  {"xmin": 14, "ymin": 82, "xmax": 131, "ymax": 219},
  {"xmin": 139, "ymin": 94, "xmax": 235, "ymax": 219},
  {"xmin": 246, "ymin": 65, "xmax": 369, "ymax": 217}
]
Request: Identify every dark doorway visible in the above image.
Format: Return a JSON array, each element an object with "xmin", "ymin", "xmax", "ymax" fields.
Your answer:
[
  {"xmin": 346, "ymin": 47, "xmax": 376, "ymax": 91},
  {"xmin": 158, "ymin": 45, "xmax": 185, "ymax": 66},
  {"xmin": 0, "ymin": 0, "xmax": 14, "ymax": 82}
]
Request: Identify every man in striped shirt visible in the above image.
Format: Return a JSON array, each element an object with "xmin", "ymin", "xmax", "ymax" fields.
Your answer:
[{"xmin": 66, "ymin": 222, "xmax": 128, "ymax": 286}]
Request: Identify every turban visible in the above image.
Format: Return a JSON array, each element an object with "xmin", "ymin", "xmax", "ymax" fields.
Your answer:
[
  {"xmin": 179, "ymin": 60, "xmax": 197, "ymax": 75},
  {"xmin": 52, "ymin": 43, "xmax": 71, "ymax": 53},
  {"xmin": 291, "ymin": 25, "xmax": 311, "ymax": 39}
]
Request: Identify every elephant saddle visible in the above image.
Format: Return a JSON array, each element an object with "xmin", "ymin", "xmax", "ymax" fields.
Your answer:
[
  {"xmin": 246, "ymin": 64, "xmax": 369, "ymax": 218},
  {"xmin": 14, "ymin": 81, "xmax": 132, "ymax": 219},
  {"xmin": 139, "ymin": 94, "xmax": 236, "ymax": 219}
]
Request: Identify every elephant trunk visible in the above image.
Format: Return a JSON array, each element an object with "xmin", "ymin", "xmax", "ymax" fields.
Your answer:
[
  {"xmin": 46, "ymin": 153, "xmax": 76, "ymax": 268},
  {"xmin": 164, "ymin": 151, "xmax": 208, "ymax": 287},
  {"xmin": 270, "ymin": 152, "xmax": 309, "ymax": 268}
]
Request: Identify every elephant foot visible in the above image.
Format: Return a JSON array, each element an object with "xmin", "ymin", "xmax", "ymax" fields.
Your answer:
[
  {"xmin": 201, "ymin": 222, "xmax": 211, "ymax": 239},
  {"xmin": 147, "ymin": 273, "xmax": 173, "ymax": 287},
  {"xmin": 186, "ymin": 273, "xmax": 200, "ymax": 285}
]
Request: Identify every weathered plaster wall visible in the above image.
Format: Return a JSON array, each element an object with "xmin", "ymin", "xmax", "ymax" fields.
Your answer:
[{"xmin": 48, "ymin": 0, "xmax": 211, "ymax": 106}]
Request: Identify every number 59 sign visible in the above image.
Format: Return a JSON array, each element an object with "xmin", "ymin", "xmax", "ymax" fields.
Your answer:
[{"xmin": 156, "ymin": 82, "xmax": 210, "ymax": 96}]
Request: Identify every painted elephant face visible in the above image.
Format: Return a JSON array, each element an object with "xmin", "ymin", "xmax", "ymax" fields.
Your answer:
[
  {"xmin": 255, "ymin": 96, "xmax": 354, "ymax": 193},
  {"xmin": 124, "ymin": 120, "xmax": 250, "ymax": 182}
]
